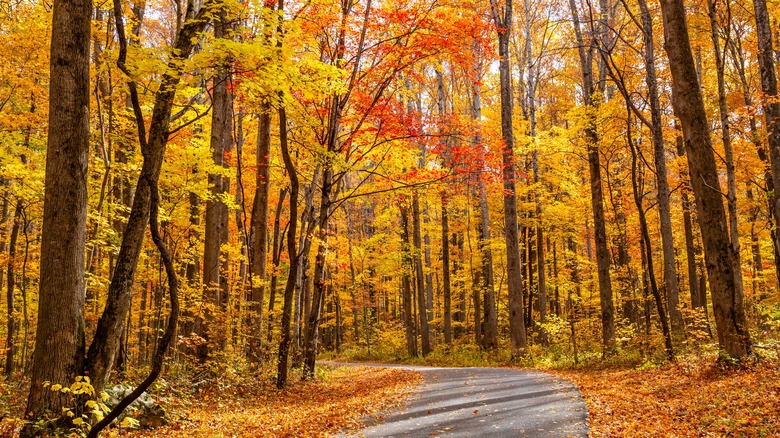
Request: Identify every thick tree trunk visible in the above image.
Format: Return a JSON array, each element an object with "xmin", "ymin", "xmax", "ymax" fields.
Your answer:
[
  {"xmin": 569, "ymin": 0, "xmax": 616, "ymax": 354},
  {"xmin": 24, "ymin": 0, "xmax": 90, "ymax": 423},
  {"xmin": 659, "ymin": 0, "xmax": 752, "ymax": 358},
  {"xmin": 492, "ymin": 0, "xmax": 528, "ymax": 355},
  {"xmin": 200, "ymin": 14, "xmax": 233, "ymax": 359}
]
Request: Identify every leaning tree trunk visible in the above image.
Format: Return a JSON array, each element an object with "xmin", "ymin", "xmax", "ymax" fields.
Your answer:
[
  {"xmin": 659, "ymin": 0, "xmax": 752, "ymax": 358},
  {"xmin": 85, "ymin": 0, "xmax": 213, "ymax": 393},
  {"xmin": 24, "ymin": 0, "xmax": 90, "ymax": 424}
]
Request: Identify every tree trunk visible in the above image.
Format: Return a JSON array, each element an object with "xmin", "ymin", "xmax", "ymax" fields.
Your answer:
[
  {"xmin": 5, "ymin": 200, "xmax": 22, "ymax": 375},
  {"xmin": 302, "ymin": 163, "xmax": 334, "ymax": 378},
  {"xmin": 569, "ymin": 0, "xmax": 616, "ymax": 354},
  {"xmin": 728, "ymin": 32, "xmax": 780, "ymax": 287},
  {"xmin": 675, "ymin": 135, "xmax": 702, "ymax": 308},
  {"xmin": 492, "ymin": 0, "xmax": 528, "ymax": 355},
  {"xmin": 627, "ymin": 110, "xmax": 674, "ymax": 360},
  {"xmin": 400, "ymin": 203, "xmax": 417, "ymax": 357},
  {"xmin": 266, "ymin": 187, "xmax": 287, "ymax": 344},
  {"xmin": 637, "ymin": 0, "xmax": 683, "ymax": 334},
  {"xmin": 85, "ymin": 0, "xmax": 212, "ymax": 393},
  {"xmin": 412, "ymin": 193, "xmax": 432, "ymax": 356},
  {"xmin": 346, "ymin": 234, "xmax": 360, "ymax": 344},
  {"xmin": 276, "ymin": 101, "xmax": 299, "ymax": 389},
  {"xmin": 23, "ymin": 0, "xmax": 90, "ymax": 425},
  {"xmin": 442, "ymin": 195, "xmax": 452, "ymax": 345},
  {"xmin": 524, "ymin": 0, "xmax": 548, "ymax": 346},
  {"xmin": 200, "ymin": 13, "xmax": 233, "ymax": 359},
  {"xmin": 752, "ymin": 0, "xmax": 780, "ymax": 270},
  {"xmin": 659, "ymin": 0, "xmax": 752, "ymax": 358},
  {"xmin": 708, "ymin": 0, "xmax": 745, "ymax": 303},
  {"xmin": 248, "ymin": 107, "xmax": 271, "ymax": 364}
]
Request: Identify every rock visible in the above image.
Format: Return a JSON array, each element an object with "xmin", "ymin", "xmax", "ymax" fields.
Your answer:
[{"xmin": 106, "ymin": 384, "xmax": 169, "ymax": 428}]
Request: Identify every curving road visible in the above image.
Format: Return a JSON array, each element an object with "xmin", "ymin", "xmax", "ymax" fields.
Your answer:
[{"xmin": 333, "ymin": 363, "xmax": 588, "ymax": 438}]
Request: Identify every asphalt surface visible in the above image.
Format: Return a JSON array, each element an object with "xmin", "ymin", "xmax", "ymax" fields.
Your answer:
[{"xmin": 331, "ymin": 363, "xmax": 588, "ymax": 438}]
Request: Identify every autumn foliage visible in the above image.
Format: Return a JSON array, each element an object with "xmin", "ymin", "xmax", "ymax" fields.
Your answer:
[{"xmin": 2, "ymin": 0, "xmax": 780, "ymax": 434}]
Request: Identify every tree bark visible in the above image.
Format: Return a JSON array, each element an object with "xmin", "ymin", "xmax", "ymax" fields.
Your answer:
[
  {"xmin": 24, "ymin": 0, "xmax": 90, "ymax": 423},
  {"xmin": 266, "ymin": 187, "xmax": 287, "ymax": 344},
  {"xmin": 200, "ymin": 13, "xmax": 233, "ymax": 359},
  {"xmin": 524, "ymin": 0, "xmax": 548, "ymax": 346},
  {"xmin": 728, "ymin": 31, "xmax": 780, "ymax": 288},
  {"xmin": 659, "ymin": 0, "xmax": 752, "ymax": 358}
]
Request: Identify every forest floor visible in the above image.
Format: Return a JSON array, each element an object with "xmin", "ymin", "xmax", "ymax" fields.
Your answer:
[
  {"xmin": 2, "ymin": 351, "xmax": 779, "ymax": 437},
  {"xmin": 0, "ymin": 365, "xmax": 421, "ymax": 437},
  {"xmin": 554, "ymin": 353, "xmax": 780, "ymax": 437},
  {"xmin": 122, "ymin": 365, "xmax": 422, "ymax": 437}
]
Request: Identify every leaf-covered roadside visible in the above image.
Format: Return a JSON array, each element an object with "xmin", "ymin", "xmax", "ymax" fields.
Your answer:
[
  {"xmin": 124, "ymin": 365, "xmax": 420, "ymax": 438},
  {"xmin": 554, "ymin": 354, "xmax": 780, "ymax": 437}
]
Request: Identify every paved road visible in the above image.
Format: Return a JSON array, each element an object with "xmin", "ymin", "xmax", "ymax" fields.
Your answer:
[{"xmin": 331, "ymin": 363, "xmax": 588, "ymax": 438}]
